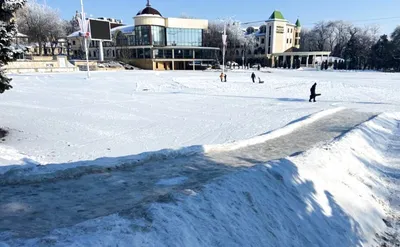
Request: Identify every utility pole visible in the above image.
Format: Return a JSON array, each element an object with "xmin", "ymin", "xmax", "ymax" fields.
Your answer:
[{"xmin": 80, "ymin": 0, "xmax": 90, "ymax": 78}]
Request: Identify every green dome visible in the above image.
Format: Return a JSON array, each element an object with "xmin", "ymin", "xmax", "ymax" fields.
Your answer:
[
  {"xmin": 296, "ymin": 19, "xmax": 301, "ymax": 27},
  {"xmin": 269, "ymin": 10, "xmax": 285, "ymax": 20}
]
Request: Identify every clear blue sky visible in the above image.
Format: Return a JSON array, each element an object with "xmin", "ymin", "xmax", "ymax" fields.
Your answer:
[{"xmin": 44, "ymin": 0, "xmax": 400, "ymax": 35}]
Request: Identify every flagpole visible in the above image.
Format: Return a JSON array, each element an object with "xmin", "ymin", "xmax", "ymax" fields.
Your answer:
[{"xmin": 80, "ymin": 0, "xmax": 90, "ymax": 78}]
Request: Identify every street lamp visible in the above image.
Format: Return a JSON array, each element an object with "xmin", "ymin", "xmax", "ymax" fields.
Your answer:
[
  {"xmin": 222, "ymin": 23, "xmax": 227, "ymax": 76},
  {"xmin": 79, "ymin": 0, "xmax": 90, "ymax": 78}
]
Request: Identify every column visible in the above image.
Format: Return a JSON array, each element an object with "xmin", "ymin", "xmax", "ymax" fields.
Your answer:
[
  {"xmin": 193, "ymin": 49, "xmax": 195, "ymax": 71},
  {"xmin": 306, "ymin": 55, "xmax": 309, "ymax": 67},
  {"xmin": 313, "ymin": 55, "xmax": 316, "ymax": 68},
  {"xmin": 172, "ymin": 49, "xmax": 175, "ymax": 71},
  {"xmin": 271, "ymin": 56, "xmax": 275, "ymax": 68},
  {"xmin": 327, "ymin": 54, "xmax": 330, "ymax": 67},
  {"xmin": 290, "ymin": 55, "xmax": 294, "ymax": 69}
]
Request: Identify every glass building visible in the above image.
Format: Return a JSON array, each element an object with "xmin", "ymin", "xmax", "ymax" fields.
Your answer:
[{"xmin": 108, "ymin": 1, "xmax": 219, "ymax": 70}]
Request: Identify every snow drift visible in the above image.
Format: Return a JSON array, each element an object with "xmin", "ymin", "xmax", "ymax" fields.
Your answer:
[{"xmin": 10, "ymin": 112, "xmax": 398, "ymax": 247}]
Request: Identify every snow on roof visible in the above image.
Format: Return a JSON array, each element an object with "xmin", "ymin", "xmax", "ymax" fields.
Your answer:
[
  {"xmin": 111, "ymin": 25, "xmax": 134, "ymax": 35},
  {"xmin": 67, "ymin": 25, "xmax": 134, "ymax": 39},
  {"xmin": 67, "ymin": 31, "xmax": 81, "ymax": 38}
]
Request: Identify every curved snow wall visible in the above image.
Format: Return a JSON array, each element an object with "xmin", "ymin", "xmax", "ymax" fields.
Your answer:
[
  {"xmin": 118, "ymin": 113, "xmax": 398, "ymax": 246},
  {"xmin": 19, "ymin": 112, "xmax": 400, "ymax": 247}
]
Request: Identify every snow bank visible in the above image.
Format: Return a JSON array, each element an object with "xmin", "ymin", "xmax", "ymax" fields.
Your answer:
[
  {"xmin": 0, "ymin": 108, "xmax": 344, "ymax": 184},
  {"xmin": 11, "ymin": 112, "xmax": 399, "ymax": 247}
]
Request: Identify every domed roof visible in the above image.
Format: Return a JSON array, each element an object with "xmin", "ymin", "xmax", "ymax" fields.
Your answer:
[{"xmin": 136, "ymin": 0, "xmax": 162, "ymax": 16}]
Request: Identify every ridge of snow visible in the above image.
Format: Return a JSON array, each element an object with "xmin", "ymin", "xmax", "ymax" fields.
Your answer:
[{"xmin": 0, "ymin": 107, "xmax": 344, "ymax": 184}]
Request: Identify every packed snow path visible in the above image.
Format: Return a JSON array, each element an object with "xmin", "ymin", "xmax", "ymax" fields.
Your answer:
[{"xmin": 0, "ymin": 110, "xmax": 376, "ymax": 241}]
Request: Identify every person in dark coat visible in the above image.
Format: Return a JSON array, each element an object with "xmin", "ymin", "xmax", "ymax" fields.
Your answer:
[
  {"xmin": 309, "ymin": 83, "xmax": 320, "ymax": 102},
  {"xmin": 257, "ymin": 64, "xmax": 261, "ymax": 71},
  {"xmin": 251, "ymin": 72, "xmax": 256, "ymax": 83},
  {"xmin": 224, "ymin": 74, "xmax": 227, "ymax": 82}
]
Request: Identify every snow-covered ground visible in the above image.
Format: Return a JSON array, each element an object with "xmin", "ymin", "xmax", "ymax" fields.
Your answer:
[
  {"xmin": 1, "ymin": 69, "xmax": 400, "ymax": 246},
  {"xmin": 0, "ymin": 69, "xmax": 399, "ymax": 172}
]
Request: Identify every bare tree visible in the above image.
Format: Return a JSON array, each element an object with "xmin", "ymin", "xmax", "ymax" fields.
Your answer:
[
  {"xmin": 16, "ymin": 0, "xmax": 65, "ymax": 56},
  {"xmin": 64, "ymin": 12, "xmax": 80, "ymax": 36},
  {"xmin": 331, "ymin": 21, "xmax": 352, "ymax": 57},
  {"xmin": 203, "ymin": 20, "xmax": 251, "ymax": 62},
  {"xmin": 312, "ymin": 21, "xmax": 331, "ymax": 51},
  {"xmin": 326, "ymin": 21, "xmax": 337, "ymax": 51}
]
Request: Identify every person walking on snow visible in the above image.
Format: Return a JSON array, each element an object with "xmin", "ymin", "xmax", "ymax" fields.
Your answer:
[
  {"xmin": 309, "ymin": 83, "xmax": 321, "ymax": 102},
  {"xmin": 251, "ymin": 72, "xmax": 256, "ymax": 83},
  {"xmin": 220, "ymin": 73, "xmax": 224, "ymax": 82},
  {"xmin": 224, "ymin": 73, "xmax": 227, "ymax": 82}
]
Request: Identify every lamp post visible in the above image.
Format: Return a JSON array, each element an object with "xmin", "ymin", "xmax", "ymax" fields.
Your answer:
[
  {"xmin": 222, "ymin": 22, "xmax": 227, "ymax": 75},
  {"xmin": 80, "ymin": 0, "xmax": 90, "ymax": 78}
]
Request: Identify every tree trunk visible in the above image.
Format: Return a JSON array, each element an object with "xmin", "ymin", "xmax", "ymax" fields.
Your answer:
[
  {"xmin": 43, "ymin": 44, "xmax": 47, "ymax": 56},
  {"xmin": 38, "ymin": 40, "xmax": 42, "ymax": 55}
]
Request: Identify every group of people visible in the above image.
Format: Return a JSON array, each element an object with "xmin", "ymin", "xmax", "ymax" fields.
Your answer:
[
  {"xmin": 219, "ymin": 73, "xmax": 227, "ymax": 82},
  {"xmin": 219, "ymin": 71, "xmax": 321, "ymax": 102}
]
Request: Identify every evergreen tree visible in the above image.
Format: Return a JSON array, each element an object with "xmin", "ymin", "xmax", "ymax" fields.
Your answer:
[
  {"xmin": 324, "ymin": 61, "xmax": 328, "ymax": 70},
  {"xmin": 334, "ymin": 60, "xmax": 338, "ymax": 70},
  {"xmin": 370, "ymin": 35, "xmax": 394, "ymax": 71},
  {"xmin": 296, "ymin": 58, "xmax": 301, "ymax": 69},
  {"xmin": 320, "ymin": 62, "xmax": 324, "ymax": 70},
  {"xmin": 0, "ymin": 0, "xmax": 26, "ymax": 94},
  {"xmin": 344, "ymin": 35, "xmax": 363, "ymax": 70}
]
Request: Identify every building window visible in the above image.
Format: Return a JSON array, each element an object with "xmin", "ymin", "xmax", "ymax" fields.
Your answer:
[
  {"xmin": 112, "ymin": 50, "xmax": 115, "ymax": 57},
  {"xmin": 94, "ymin": 51, "xmax": 97, "ymax": 57},
  {"xmin": 144, "ymin": 48, "xmax": 152, "ymax": 58},
  {"xmin": 268, "ymin": 37, "xmax": 271, "ymax": 45},
  {"xmin": 166, "ymin": 28, "xmax": 202, "ymax": 47},
  {"xmin": 287, "ymin": 39, "xmax": 289, "ymax": 44},
  {"xmin": 134, "ymin": 26, "xmax": 151, "ymax": 46},
  {"xmin": 269, "ymin": 26, "xmax": 272, "ymax": 35},
  {"xmin": 151, "ymin": 26, "xmax": 166, "ymax": 46},
  {"xmin": 137, "ymin": 48, "xmax": 144, "ymax": 58},
  {"xmin": 268, "ymin": 47, "xmax": 271, "ymax": 54},
  {"xmin": 287, "ymin": 28, "xmax": 289, "ymax": 33},
  {"xmin": 290, "ymin": 39, "xmax": 292, "ymax": 44},
  {"xmin": 89, "ymin": 51, "xmax": 92, "ymax": 57},
  {"xmin": 72, "ymin": 40, "xmax": 76, "ymax": 45},
  {"xmin": 261, "ymin": 38, "xmax": 265, "ymax": 44},
  {"xmin": 116, "ymin": 32, "xmax": 128, "ymax": 46}
]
